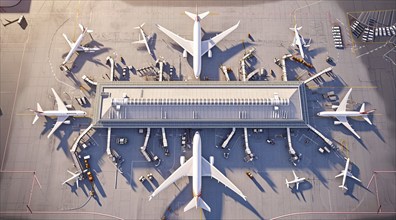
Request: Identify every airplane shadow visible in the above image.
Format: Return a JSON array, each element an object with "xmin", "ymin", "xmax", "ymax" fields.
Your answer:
[
  {"xmin": 201, "ymin": 41, "xmax": 253, "ymax": 81},
  {"xmin": 62, "ymin": 45, "xmax": 110, "ymax": 73},
  {"xmin": 250, "ymin": 174, "xmax": 265, "ymax": 192},
  {"xmin": 159, "ymin": 182, "xmax": 191, "ymax": 219},
  {"xmin": 290, "ymin": 181, "xmax": 313, "ymax": 202},
  {"xmin": 257, "ymin": 170, "xmax": 278, "ymax": 193},
  {"xmin": 134, "ymin": 33, "xmax": 158, "ymax": 61}
]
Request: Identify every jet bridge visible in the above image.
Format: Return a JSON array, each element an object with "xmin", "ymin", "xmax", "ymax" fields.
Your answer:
[{"xmin": 304, "ymin": 67, "xmax": 333, "ymax": 85}]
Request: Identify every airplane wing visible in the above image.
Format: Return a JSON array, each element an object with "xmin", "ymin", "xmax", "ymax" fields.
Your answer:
[
  {"xmin": 47, "ymin": 116, "xmax": 68, "ymax": 138},
  {"xmin": 156, "ymin": 24, "xmax": 193, "ymax": 55},
  {"xmin": 62, "ymin": 34, "xmax": 74, "ymax": 48},
  {"xmin": 149, "ymin": 158, "xmax": 193, "ymax": 200},
  {"xmin": 201, "ymin": 157, "xmax": 247, "ymax": 200},
  {"xmin": 201, "ymin": 21, "xmax": 240, "ymax": 56},
  {"xmin": 62, "ymin": 171, "xmax": 80, "ymax": 185},
  {"xmin": 51, "ymin": 88, "xmax": 67, "ymax": 111},
  {"xmin": 291, "ymin": 34, "xmax": 297, "ymax": 47},
  {"xmin": 347, "ymin": 171, "xmax": 361, "ymax": 182},
  {"xmin": 335, "ymin": 171, "xmax": 344, "ymax": 178},
  {"xmin": 300, "ymin": 34, "xmax": 307, "ymax": 45},
  {"xmin": 336, "ymin": 116, "xmax": 361, "ymax": 139},
  {"xmin": 336, "ymin": 88, "xmax": 353, "ymax": 112}
]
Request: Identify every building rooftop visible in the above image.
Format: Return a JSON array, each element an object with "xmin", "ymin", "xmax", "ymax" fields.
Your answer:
[{"xmin": 93, "ymin": 81, "xmax": 309, "ymax": 128}]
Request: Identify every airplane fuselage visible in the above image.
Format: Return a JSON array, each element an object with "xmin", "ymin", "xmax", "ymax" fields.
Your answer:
[
  {"xmin": 140, "ymin": 28, "xmax": 152, "ymax": 55},
  {"xmin": 294, "ymin": 30, "xmax": 305, "ymax": 58},
  {"xmin": 63, "ymin": 31, "xmax": 87, "ymax": 65},
  {"xmin": 317, "ymin": 111, "xmax": 367, "ymax": 118},
  {"xmin": 192, "ymin": 17, "xmax": 202, "ymax": 79},
  {"xmin": 192, "ymin": 131, "xmax": 202, "ymax": 198},
  {"xmin": 37, "ymin": 110, "xmax": 86, "ymax": 118}
]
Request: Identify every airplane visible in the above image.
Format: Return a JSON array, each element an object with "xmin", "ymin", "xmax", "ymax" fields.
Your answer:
[
  {"xmin": 132, "ymin": 23, "xmax": 153, "ymax": 55},
  {"xmin": 28, "ymin": 88, "xmax": 87, "ymax": 138},
  {"xmin": 285, "ymin": 170, "xmax": 306, "ymax": 190},
  {"xmin": 317, "ymin": 88, "xmax": 375, "ymax": 139},
  {"xmin": 61, "ymin": 24, "xmax": 100, "ymax": 68},
  {"xmin": 156, "ymin": 10, "xmax": 240, "ymax": 79},
  {"xmin": 62, "ymin": 170, "xmax": 82, "ymax": 187},
  {"xmin": 335, "ymin": 158, "xmax": 361, "ymax": 190},
  {"xmin": 289, "ymin": 24, "xmax": 310, "ymax": 59},
  {"xmin": 149, "ymin": 131, "xmax": 247, "ymax": 212}
]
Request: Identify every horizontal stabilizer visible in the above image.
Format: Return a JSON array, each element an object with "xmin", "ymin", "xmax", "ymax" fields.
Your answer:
[
  {"xmin": 359, "ymin": 103, "xmax": 366, "ymax": 113},
  {"xmin": 362, "ymin": 115, "xmax": 372, "ymax": 125},
  {"xmin": 37, "ymin": 103, "xmax": 43, "ymax": 112},
  {"xmin": 339, "ymin": 185, "xmax": 348, "ymax": 190},
  {"xmin": 79, "ymin": 23, "xmax": 93, "ymax": 33},
  {"xmin": 185, "ymin": 11, "xmax": 210, "ymax": 20},
  {"xmin": 134, "ymin": 23, "xmax": 145, "ymax": 29},
  {"xmin": 184, "ymin": 197, "xmax": 211, "ymax": 212},
  {"xmin": 30, "ymin": 103, "xmax": 43, "ymax": 124},
  {"xmin": 32, "ymin": 115, "xmax": 40, "ymax": 125},
  {"xmin": 289, "ymin": 26, "xmax": 302, "ymax": 31},
  {"xmin": 132, "ymin": 39, "xmax": 145, "ymax": 44}
]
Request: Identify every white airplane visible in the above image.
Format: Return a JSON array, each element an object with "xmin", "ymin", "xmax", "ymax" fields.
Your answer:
[
  {"xmin": 335, "ymin": 158, "xmax": 361, "ymax": 190},
  {"xmin": 149, "ymin": 131, "xmax": 246, "ymax": 212},
  {"xmin": 317, "ymin": 88, "xmax": 375, "ymax": 139},
  {"xmin": 289, "ymin": 24, "xmax": 310, "ymax": 59},
  {"xmin": 28, "ymin": 88, "xmax": 87, "ymax": 138},
  {"xmin": 156, "ymin": 11, "xmax": 240, "ymax": 79},
  {"xmin": 132, "ymin": 23, "xmax": 153, "ymax": 55},
  {"xmin": 285, "ymin": 170, "xmax": 306, "ymax": 190},
  {"xmin": 62, "ymin": 170, "xmax": 82, "ymax": 187},
  {"xmin": 61, "ymin": 24, "xmax": 99, "ymax": 66}
]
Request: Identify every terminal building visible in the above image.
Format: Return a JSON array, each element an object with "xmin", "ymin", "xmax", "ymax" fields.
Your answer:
[{"xmin": 93, "ymin": 81, "xmax": 310, "ymax": 128}]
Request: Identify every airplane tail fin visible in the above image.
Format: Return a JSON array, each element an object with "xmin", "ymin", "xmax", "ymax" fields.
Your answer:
[
  {"xmin": 28, "ymin": 103, "xmax": 43, "ymax": 124},
  {"xmin": 362, "ymin": 115, "xmax": 372, "ymax": 125},
  {"xmin": 185, "ymin": 11, "xmax": 210, "ymax": 21},
  {"xmin": 184, "ymin": 197, "xmax": 211, "ymax": 212}
]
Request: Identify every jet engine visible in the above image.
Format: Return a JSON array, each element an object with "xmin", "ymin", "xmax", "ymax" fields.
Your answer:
[
  {"xmin": 334, "ymin": 121, "xmax": 342, "ymax": 125},
  {"xmin": 180, "ymin": 156, "xmax": 185, "ymax": 165},
  {"xmin": 208, "ymin": 49, "xmax": 212, "ymax": 58},
  {"xmin": 183, "ymin": 50, "xmax": 187, "ymax": 58},
  {"xmin": 63, "ymin": 120, "xmax": 71, "ymax": 125},
  {"xmin": 209, "ymin": 156, "xmax": 214, "ymax": 165},
  {"xmin": 66, "ymin": 104, "xmax": 73, "ymax": 109},
  {"xmin": 331, "ymin": 105, "xmax": 339, "ymax": 109}
]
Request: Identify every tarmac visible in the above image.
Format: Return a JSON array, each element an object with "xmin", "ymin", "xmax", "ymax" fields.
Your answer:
[{"xmin": 0, "ymin": 1, "xmax": 395, "ymax": 219}]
